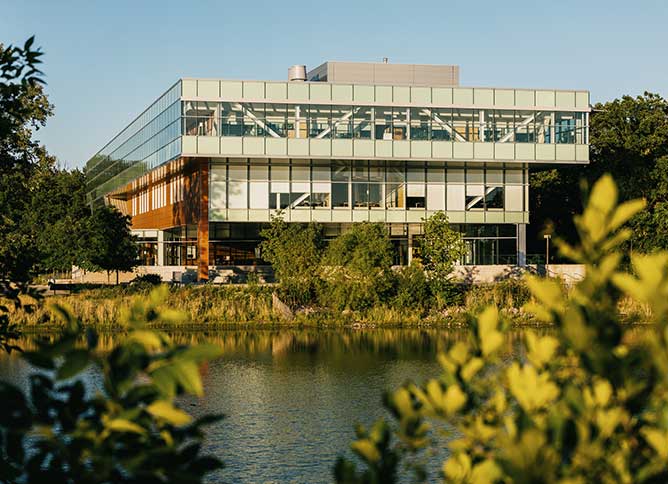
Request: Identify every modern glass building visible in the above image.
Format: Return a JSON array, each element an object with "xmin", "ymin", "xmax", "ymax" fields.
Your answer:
[{"xmin": 85, "ymin": 61, "xmax": 590, "ymax": 281}]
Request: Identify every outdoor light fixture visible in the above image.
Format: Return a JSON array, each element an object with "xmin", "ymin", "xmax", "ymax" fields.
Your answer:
[{"xmin": 544, "ymin": 234, "xmax": 552, "ymax": 269}]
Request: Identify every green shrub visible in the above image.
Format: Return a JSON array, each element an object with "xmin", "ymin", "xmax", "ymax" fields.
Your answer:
[
  {"xmin": 320, "ymin": 223, "xmax": 395, "ymax": 310},
  {"xmin": 0, "ymin": 286, "xmax": 223, "ymax": 482},
  {"xmin": 131, "ymin": 273, "xmax": 163, "ymax": 285},
  {"xmin": 464, "ymin": 278, "xmax": 533, "ymax": 313},
  {"xmin": 419, "ymin": 212, "xmax": 466, "ymax": 295},
  {"xmin": 260, "ymin": 213, "xmax": 323, "ymax": 307},
  {"xmin": 392, "ymin": 263, "xmax": 431, "ymax": 312},
  {"xmin": 335, "ymin": 175, "xmax": 668, "ymax": 483}
]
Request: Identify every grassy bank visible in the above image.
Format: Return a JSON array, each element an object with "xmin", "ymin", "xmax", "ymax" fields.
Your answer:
[
  {"xmin": 11, "ymin": 284, "xmax": 276, "ymax": 330},
  {"xmin": 7, "ymin": 279, "xmax": 651, "ymax": 331}
]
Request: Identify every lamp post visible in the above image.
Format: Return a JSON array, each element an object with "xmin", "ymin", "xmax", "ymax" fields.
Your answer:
[{"xmin": 544, "ymin": 234, "xmax": 552, "ymax": 276}]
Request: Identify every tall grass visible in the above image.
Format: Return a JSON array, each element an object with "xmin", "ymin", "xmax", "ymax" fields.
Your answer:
[
  {"xmin": 8, "ymin": 284, "xmax": 276, "ymax": 329},
  {"xmin": 6, "ymin": 277, "xmax": 652, "ymax": 330}
]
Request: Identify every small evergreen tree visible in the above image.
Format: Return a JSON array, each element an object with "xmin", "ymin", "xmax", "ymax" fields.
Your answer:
[
  {"xmin": 260, "ymin": 212, "xmax": 323, "ymax": 306},
  {"xmin": 82, "ymin": 205, "xmax": 138, "ymax": 284},
  {"xmin": 321, "ymin": 222, "xmax": 395, "ymax": 310},
  {"xmin": 418, "ymin": 211, "xmax": 466, "ymax": 297}
]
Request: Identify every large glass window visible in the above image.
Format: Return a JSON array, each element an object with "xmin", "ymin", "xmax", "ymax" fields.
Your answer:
[
  {"xmin": 385, "ymin": 161, "xmax": 405, "ymax": 209},
  {"xmin": 248, "ymin": 163, "xmax": 268, "ymax": 209},
  {"xmin": 410, "ymin": 108, "xmax": 431, "ymax": 140},
  {"xmin": 176, "ymin": 101, "xmax": 588, "ymax": 146},
  {"xmin": 307, "ymin": 105, "xmax": 331, "ymax": 138},
  {"xmin": 466, "ymin": 185, "xmax": 485, "ymax": 210},
  {"xmin": 473, "ymin": 110, "xmax": 488, "ymax": 142},
  {"xmin": 490, "ymin": 110, "xmax": 514, "ymax": 142},
  {"xmin": 452, "ymin": 109, "xmax": 474, "ymax": 141},
  {"xmin": 406, "ymin": 162, "xmax": 425, "ymax": 209},
  {"xmin": 312, "ymin": 182, "xmax": 331, "ymax": 208},
  {"xmin": 243, "ymin": 103, "xmax": 266, "ymax": 137},
  {"xmin": 431, "ymin": 108, "xmax": 452, "ymax": 140},
  {"xmin": 331, "ymin": 160, "xmax": 350, "ymax": 182},
  {"xmin": 484, "ymin": 186, "xmax": 504, "ymax": 209},
  {"xmin": 332, "ymin": 160, "xmax": 350, "ymax": 208},
  {"xmin": 393, "ymin": 108, "xmax": 408, "ymax": 140},
  {"xmin": 575, "ymin": 112, "xmax": 587, "ymax": 144},
  {"xmin": 270, "ymin": 162, "xmax": 289, "ymax": 209},
  {"xmin": 220, "ymin": 102, "xmax": 244, "ymax": 136},
  {"xmin": 331, "ymin": 105, "xmax": 353, "ymax": 139},
  {"xmin": 555, "ymin": 112, "xmax": 576, "ymax": 144},
  {"xmin": 535, "ymin": 111, "xmax": 554, "ymax": 144},
  {"xmin": 183, "ymin": 101, "xmax": 218, "ymax": 136},
  {"xmin": 353, "ymin": 106, "xmax": 373, "ymax": 139},
  {"xmin": 514, "ymin": 110, "xmax": 536, "ymax": 143},
  {"xmin": 427, "ymin": 184, "xmax": 445, "ymax": 210},
  {"xmin": 374, "ymin": 106, "xmax": 393, "ymax": 140},
  {"xmin": 228, "ymin": 164, "xmax": 248, "ymax": 209},
  {"xmin": 332, "ymin": 183, "xmax": 349, "ymax": 208},
  {"xmin": 265, "ymin": 104, "xmax": 287, "ymax": 136},
  {"xmin": 352, "ymin": 160, "xmax": 369, "ymax": 208}
]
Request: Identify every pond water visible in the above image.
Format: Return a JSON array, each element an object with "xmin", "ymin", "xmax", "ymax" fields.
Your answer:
[{"xmin": 0, "ymin": 329, "xmax": 528, "ymax": 483}]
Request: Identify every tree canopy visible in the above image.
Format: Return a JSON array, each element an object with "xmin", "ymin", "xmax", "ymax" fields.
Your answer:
[
  {"xmin": 418, "ymin": 212, "xmax": 466, "ymax": 291},
  {"xmin": 321, "ymin": 222, "xmax": 395, "ymax": 310},
  {"xmin": 530, "ymin": 92, "xmax": 668, "ymax": 256},
  {"xmin": 82, "ymin": 205, "xmax": 138, "ymax": 284},
  {"xmin": 0, "ymin": 37, "xmax": 53, "ymax": 281},
  {"xmin": 260, "ymin": 213, "xmax": 324, "ymax": 306}
]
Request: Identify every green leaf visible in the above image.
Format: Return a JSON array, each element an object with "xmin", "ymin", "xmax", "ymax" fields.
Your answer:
[
  {"xmin": 351, "ymin": 439, "xmax": 381, "ymax": 464},
  {"xmin": 642, "ymin": 428, "xmax": 668, "ymax": 459},
  {"xmin": 147, "ymin": 400, "xmax": 192, "ymax": 426},
  {"xmin": 526, "ymin": 333, "xmax": 559, "ymax": 369},
  {"xmin": 444, "ymin": 384, "xmax": 467, "ymax": 414},
  {"xmin": 471, "ymin": 459, "xmax": 503, "ymax": 484},
  {"xmin": 56, "ymin": 349, "xmax": 90, "ymax": 380},
  {"xmin": 180, "ymin": 343, "xmax": 223, "ymax": 363},
  {"xmin": 128, "ymin": 330, "xmax": 165, "ymax": 350},
  {"xmin": 608, "ymin": 199, "xmax": 646, "ymax": 232},
  {"xmin": 478, "ymin": 306, "xmax": 503, "ymax": 356},
  {"xmin": 443, "ymin": 452, "xmax": 472, "ymax": 481},
  {"xmin": 106, "ymin": 418, "xmax": 146, "ymax": 434},
  {"xmin": 588, "ymin": 173, "xmax": 617, "ymax": 217}
]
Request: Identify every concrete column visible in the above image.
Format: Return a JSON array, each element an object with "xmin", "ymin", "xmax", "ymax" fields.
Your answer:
[
  {"xmin": 197, "ymin": 161, "xmax": 209, "ymax": 281},
  {"xmin": 407, "ymin": 234, "xmax": 413, "ymax": 265},
  {"xmin": 157, "ymin": 230, "xmax": 164, "ymax": 266},
  {"xmin": 517, "ymin": 223, "xmax": 527, "ymax": 266}
]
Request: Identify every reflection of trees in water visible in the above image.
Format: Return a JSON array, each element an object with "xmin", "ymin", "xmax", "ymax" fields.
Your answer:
[{"xmin": 6, "ymin": 327, "xmax": 647, "ymax": 364}]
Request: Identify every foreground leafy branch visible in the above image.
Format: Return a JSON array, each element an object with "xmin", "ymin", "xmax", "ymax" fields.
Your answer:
[
  {"xmin": 0, "ymin": 286, "xmax": 223, "ymax": 483},
  {"xmin": 335, "ymin": 174, "xmax": 668, "ymax": 483}
]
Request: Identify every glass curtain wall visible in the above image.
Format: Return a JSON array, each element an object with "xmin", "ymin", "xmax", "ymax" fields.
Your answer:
[
  {"xmin": 193, "ymin": 102, "xmax": 588, "ymax": 144},
  {"xmin": 86, "ymin": 82, "xmax": 182, "ymax": 204},
  {"xmin": 203, "ymin": 222, "xmax": 518, "ymax": 266},
  {"xmin": 210, "ymin": 159, "xmax": 527, "ymax": 214}
]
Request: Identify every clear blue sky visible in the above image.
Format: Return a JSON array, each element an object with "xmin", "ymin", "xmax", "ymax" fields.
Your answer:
[{"xmin": 3, "ymin": 0, "xmax": 667, "ymax": 169}]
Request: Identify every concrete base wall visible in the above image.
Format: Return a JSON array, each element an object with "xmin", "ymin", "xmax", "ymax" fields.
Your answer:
[
  {"xmin": 72, "ymin": 264, "xmax": 585, "ymax": 286},
  {"xmin": 451, "ymin": 264, "xmax": 585, "ymax": 285},
  {"xmin": 71, "ymin": 265, "xmax": 274, "ymax": 284}
]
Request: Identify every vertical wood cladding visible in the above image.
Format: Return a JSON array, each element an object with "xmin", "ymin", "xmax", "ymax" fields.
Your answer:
[
  {"xmin": 197, "ymin": 162, "xmax": 209, "ymax": 281},
  {"xmin": 117, "ymin": 158, "xmax": 203, "ymax": 230},
  {"xmin": 105, "ymin": 157, "xmax": 211, "ymax": 281}
]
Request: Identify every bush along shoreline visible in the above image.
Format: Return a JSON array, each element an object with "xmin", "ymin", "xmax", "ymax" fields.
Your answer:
[{"xmin": 6, "ymin": 276, "xmax": 652, "ymax": 331}]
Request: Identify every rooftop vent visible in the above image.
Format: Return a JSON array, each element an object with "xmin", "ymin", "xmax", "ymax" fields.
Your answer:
[{"xmin": 288, "ymin": 64, "xmax": 307, "ymax": 82}]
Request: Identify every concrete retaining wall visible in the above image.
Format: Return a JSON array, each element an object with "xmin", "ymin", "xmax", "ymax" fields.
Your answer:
[
  {"xmin": 451, "ymin": 264, "xmax": 585, "ymax": 285},
  {"xmin": 72, "ymin": 264, "xmax": 585, "ymax": 286}
]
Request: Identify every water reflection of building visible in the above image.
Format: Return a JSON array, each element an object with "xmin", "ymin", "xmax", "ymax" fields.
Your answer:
[{"xmin": 84, "ymin": 61, "xmax": 590, "ymax": 281}]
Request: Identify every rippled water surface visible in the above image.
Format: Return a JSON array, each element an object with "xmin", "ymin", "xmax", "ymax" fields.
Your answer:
[{"xmin": 0, "ymin": 329, "xmax": 526, "ymax": 483}]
